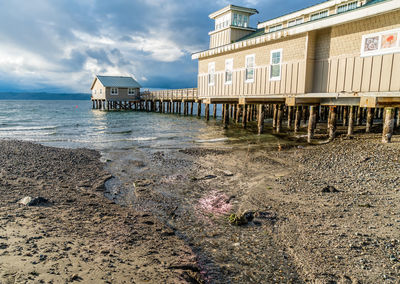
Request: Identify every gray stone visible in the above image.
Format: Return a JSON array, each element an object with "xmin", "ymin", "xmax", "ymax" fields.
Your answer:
[{"xmin": 19, "ymin": 196, "xmax": 50, "ymax": 206}]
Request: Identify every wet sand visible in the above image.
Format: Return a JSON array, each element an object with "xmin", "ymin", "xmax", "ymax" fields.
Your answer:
[
  {"xmin": 0, "ymin": 141, "xmax": 201, "ymax": 283},
  {"xmin": 1, "ymin": 131, "xmax": 400, "ymax": 283}
]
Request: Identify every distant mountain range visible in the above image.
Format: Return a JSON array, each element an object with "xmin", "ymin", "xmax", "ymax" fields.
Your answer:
[{"xmin": 0, "ymin": 92, "xmax": 91, "ymax": 100}]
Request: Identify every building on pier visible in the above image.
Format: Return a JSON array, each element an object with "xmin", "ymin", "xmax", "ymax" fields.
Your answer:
[
  {"xmin": 192, "ymin": 0, "xmax": 400, "ymax": 108},
  {"xmin": 91, "ymin": 75, "xmax": 141, "ymax": 102}
]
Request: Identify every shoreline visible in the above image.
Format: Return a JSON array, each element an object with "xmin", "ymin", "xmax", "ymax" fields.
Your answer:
[{"xmin": 1, "ymin": 133, "xmax": 400, "ymax": 283}]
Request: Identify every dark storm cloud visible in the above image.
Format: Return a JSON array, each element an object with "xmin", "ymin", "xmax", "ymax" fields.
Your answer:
[{"xmin": 0, "ymin": 0, "xmax": 322, "ymax": 92}]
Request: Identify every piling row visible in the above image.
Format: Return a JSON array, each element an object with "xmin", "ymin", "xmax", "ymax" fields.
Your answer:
[{"xmin": 92, "ymin": 98, "xmax": 399, "ymax": 143}]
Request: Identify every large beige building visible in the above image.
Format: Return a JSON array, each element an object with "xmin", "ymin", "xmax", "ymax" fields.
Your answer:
[{"xmin": 192, "ymin": 0, "xmax": 400, "ymax": 108}]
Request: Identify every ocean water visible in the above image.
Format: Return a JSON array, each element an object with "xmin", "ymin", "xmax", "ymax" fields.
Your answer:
[{"xmin": 0, "ymin": 100, "xmax": 298, "ymax": 155}]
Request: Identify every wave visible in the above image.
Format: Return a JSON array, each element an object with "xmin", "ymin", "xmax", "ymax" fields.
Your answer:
[
  {"xmin": 0, "ymin": 125, "xmax": 58, "ymax": 131},
  {"xmin": 106, "ymin": 130, "xmax": 133, "ymax": 135},
  {"xmin": 194, "ymin": 138, "xmax": 228, "ymax": 143}
]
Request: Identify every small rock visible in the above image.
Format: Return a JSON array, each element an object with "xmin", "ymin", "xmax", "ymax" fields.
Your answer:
[
  {"xmin": 321, "ymin": 186, "xmax": 339, "ymax": 193},
  {"xmin": 69, "ymin": 274, "xmax": 83, "ymax": 282},
  {"xmin": 19, "ymin": 196, "xmax": 50, "ymax": 206},
  {"xmin": 222, "ymin": 171, "xmax": 234, "ymax": 177},
  {"xmin": 228, "ymin": 211, "xmax": 254, "ymax": 226}
]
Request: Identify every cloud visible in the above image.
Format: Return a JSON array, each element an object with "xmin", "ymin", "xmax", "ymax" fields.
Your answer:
[{"xmin": 0, "ymin": 0, "xmax": 322, "ymax": 93}]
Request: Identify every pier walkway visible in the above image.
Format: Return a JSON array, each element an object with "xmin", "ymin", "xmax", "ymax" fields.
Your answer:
[{"xmin": 91, "ymin": 88, "xmax": 400, "ymax": 144}]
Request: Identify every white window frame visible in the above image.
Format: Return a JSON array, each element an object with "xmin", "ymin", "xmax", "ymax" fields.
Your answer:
[
  {"xmin": 288, "ymin": 17, "xmax": 304, "ymax": 27},
  {"xmin": 270, "ymin": 49, "xmax": 283, "ymax": 81},
  {"xmin": 128, "ymin": 88, "xmax": 136, "ymax": 95},
  {"xmin": 224, "ymin": 58, "xmax": 233, "ymax": 85},
  {"xmin": 245, "ymin": 54, "xmax": 255, "ymax": 83},
  {"xmin": 337, "ymin": 1, "xmax": 358, "ymax": 14},
  {"xmin": 208, "ymin": 62, "xmax": 215, "ymax": 86},
  {"xmin": 310, "ymin": 10, "xmax": 329, "ymax": 21},
  {"xmin": 100, "ymin": 89, "xmax": 102, "ymax": 94},
  {"xmin": 111, "ymin": 88, "xmax": 118, "ymax": 95},
  {"xmin": 269, "ymin": 24, "xmax": 283, "ymax": 33},
  {"xmin": 360, "ymin": 28, "xmax": 400, "ymax": 57}
]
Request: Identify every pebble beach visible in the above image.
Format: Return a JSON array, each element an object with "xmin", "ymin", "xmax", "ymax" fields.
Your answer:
[{"xmin": 0, "ymin": 130, "xmax": 400, "ymax": 283}]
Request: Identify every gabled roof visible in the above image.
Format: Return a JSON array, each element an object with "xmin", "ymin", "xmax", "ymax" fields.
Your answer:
[{"xmin": 91, "ymin": 75, "xmax": 141, "ymax": 90}]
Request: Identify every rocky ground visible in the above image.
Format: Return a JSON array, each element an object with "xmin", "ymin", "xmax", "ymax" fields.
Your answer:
[
  {"xmin": 0, "ymin": 140, "xmax": 202, "ymax": 283},
  {"xmin": 106, "ymin": 126, "xmax": 400, "ymax": 283},
  {"xmin": 1, "ymin": 126, "xmax": 400, "ymax": 283}
]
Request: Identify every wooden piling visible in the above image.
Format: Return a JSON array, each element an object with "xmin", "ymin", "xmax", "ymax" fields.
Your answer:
[
  {"xmin": 272, "ymin": 104, "xmax": 277, "ymax": 129},
  {"xmin": 302, "ymin": 107, "xmax": 307, "ymax": 125},
  {"xmin": 212, "ymin": 104, "xmax": 216, "ymax": 118},
  {"xmin": 343, "ymin": 106, "xmax": 348, "ymax": 126},
  {"xmin": 242, "ymin": 105, "xmax": 247, "ymax": 128},
  {"xmin": 294, "ymin": 106, "xmax": 301, "ymax": 133},
  {"xmin": 347, "ymin": 106, "xmax": 354, "ymax": 136},
  {"xmin": 197, "ymin": 102, "xmax": 201, "ymax": 117},
  {"xmin": 236, "ymin": 105, "xmax": 241, "ymax": 123},
  {"xmin": 382, "ymin": 107, "xmax": 395, "ymax": 143},
  {"xmin": 205, "ymin": 103, "xmax": 210, "ymax": 121},
  {"xmin": 366, "ymin": 108, "xmax": 374, "ymax": 133},
  {"xmin": 356, "ymin": 106, "xmax": 361, "ymax": 126},
  {"xmin": 247, "ymin": 104, "xmax": 251, "ymax": 122},
  {"xmin": 328, "ymin": 106, "xmax": 337, "ymax": 141},
  {"xmin": 397, "ymin": 108, "xmax": 400, "ymax": 128},
  {"xmin": 258, "ymin": 104, "xmax": 265, "ymax": 134},
  {"xmin": 223, "ymin": 104, "xmax": 229, "ymax": 129},
  {"xmin": 190, "ymin": 102, "xmax": 194, "ymax": 115},
  {"xmin": 287, "ymin": 106, "xmax": 293, "ymax": 130},
  {"xmin": 307, "ymin": 106, "xmax": 316, "ymax": 143},
  {"xmin": 276, "ymin": 104, "xmax": 283, "ymax": 133}
]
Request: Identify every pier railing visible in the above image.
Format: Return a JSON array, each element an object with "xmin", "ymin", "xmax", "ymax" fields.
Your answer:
[{"xmin": 140, "ymin": 88, "xmax": 198, "ymax": 101}]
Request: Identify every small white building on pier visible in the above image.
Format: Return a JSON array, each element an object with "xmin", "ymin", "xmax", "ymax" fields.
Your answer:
[{"xmin": 91, "ymin": 75, "xmax": 141, "ymax": 101}]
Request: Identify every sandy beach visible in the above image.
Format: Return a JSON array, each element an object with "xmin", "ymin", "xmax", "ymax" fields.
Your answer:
[{"xmin": 1, "ymin": 131, "xmax": 400, "ymax": 283}]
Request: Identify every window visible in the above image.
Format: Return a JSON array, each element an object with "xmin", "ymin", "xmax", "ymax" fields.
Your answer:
[
  {"xmin": 111, "ymin": 88, "xmax": 118, "ymax": 95},
  {"xmin": 270, "ymin": 49, "xmax": 282, "ymax": 81},
  {"xmin": 245, "ymin": 54, "xmax": 255, "ymax": 82},
  {"xmin": 361, "ymin": 28, "xmax": 400, "ymax": 57},
  {"xmin": 128, "ymin": 88, "xmax": 136, "ymax": 95},
  {"xmin": 288, "ymin": 18, "xmax": 304, "ymax": 27},
  {"xmin": 208, "ymin": 62, "xmax": 215, "ymax": 86},
  {"xmin": 225, "ymin": 59, "xmax": 233, "ymax": 84},
  {"xmin": 337, "ymin": 1, "xmax": 357, "ymax": 13},
  {"xmin": 232, "ymin": 13, "xmax": 249, "ymax": 28},
  {"xmin": 233, "ymin": 14, "xmax": 238, "ymax": 26},
  {"xmin": 94, "ymin": 90, "xmax": 96, "ymax": 95},
  {"xmin": 269, "ymin": 24, "xmax": 283, "ymax": 33},
  {"xmin": 100, "ymin": 89, "xmax": 102, "ymax": 94},
  {"xmin": 310, "ymin": 10, "xmax": 328, "ymax": 21}
]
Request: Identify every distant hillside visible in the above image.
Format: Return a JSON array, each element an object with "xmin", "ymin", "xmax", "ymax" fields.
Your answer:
[{"xmin": 0, "ymin": 92, "xmax": 91, "ymax": 100}]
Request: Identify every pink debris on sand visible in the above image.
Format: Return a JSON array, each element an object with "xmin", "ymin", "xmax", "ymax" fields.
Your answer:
[{"xmin": 197, "ymin": 191, "xmax": 232, "ymax": 215}]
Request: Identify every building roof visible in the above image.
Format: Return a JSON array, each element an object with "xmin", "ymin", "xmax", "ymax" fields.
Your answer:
[
  {"xmin": 365, "ymin": 0, "xmax": 387, "ymax": 5},
  {"xmin": 92, "ymin": 75, "xmax": 141, "ymax": 89},
  {"xmin": 192, "ymin": 0, "xmax": 397, "ymax": 60},
  {"xmin": 235, "ymin": 0, "xmax": 392, "ymax": 43}
]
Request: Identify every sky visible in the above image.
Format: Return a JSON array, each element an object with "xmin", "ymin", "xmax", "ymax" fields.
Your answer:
[{"xmin": 0, "ymin": 0, "xmax": 322, "ymax": 93}]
